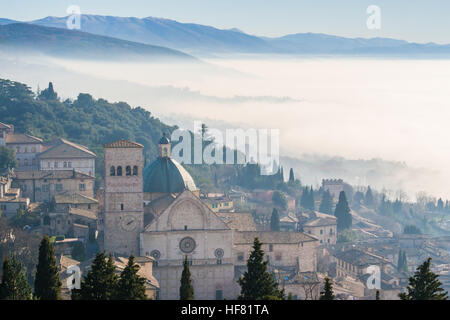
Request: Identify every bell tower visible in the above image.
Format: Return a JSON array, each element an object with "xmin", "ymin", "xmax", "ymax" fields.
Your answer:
[
  {"xmin": 103, "ymin": 139, "xmax": 144, "ymax": 256},
  {"xmin": 158, "ymin": 133, "xmax": 171, "ymax": 158}
]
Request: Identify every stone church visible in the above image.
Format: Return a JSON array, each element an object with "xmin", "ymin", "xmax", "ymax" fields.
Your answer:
[{"xmin": 103, "ymin": 136, "xmax": 319, "ymax": 300}]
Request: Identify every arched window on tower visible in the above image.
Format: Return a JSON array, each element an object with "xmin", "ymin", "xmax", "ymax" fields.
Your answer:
[
  {"xmin": 117, "ymin": 166, "xmax": 122, "ymax": 176},
  {"xmin": 110, "ymin": 166, "xmax": 116, "ymax": 176},
  {"xmin": 126, "ymin": 165, "xmax": 131, "ymax": 176},
  {"xmin": 163, "ymin": 147, "xmax": 168, "ymax": 157},
  {"xmin": 133, "ymin": 165, "xmax": 138, "ymax": 176}
]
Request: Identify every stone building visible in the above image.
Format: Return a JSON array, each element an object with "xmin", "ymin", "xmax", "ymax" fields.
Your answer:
[
  {"xmin": 6, "ymin": 133, "xmax": 43, "ymax": 171},
  {"xmin": 103, "ymin": 139, "xmax": 144, "ymax": 256},
  {"xmin": 103, "ymin": 136, "xmax": 319, "ymax": 300},
  {"xmin": 13, "ymin": 169, "xmax": 95, "ymax": 202},
  {"xmin": 39, "ymin": 139, "xmax": 96, "ymax": 176},
  {"xmin": 303, "ymin": 212, "xmax": 337, "ymax": 245},
  {"xmin": 322, "ymin": 179, "xmax": 345, "ymax": 200}
]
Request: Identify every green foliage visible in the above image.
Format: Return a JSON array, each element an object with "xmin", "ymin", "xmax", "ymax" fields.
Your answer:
[
  {"xmin": 397, "ymin": 250, "xmax": 408, "ymax": 273},
  {"xmin": 238, "ymin": 238, "xmax": 284, "ymax": 300},
  {"xmin": 270, "ymin": 208, "xmax": 280, "ymax": 231},
  {"xmin": 404, "ymin": 225, "xmax": 422, "ymax": 235},
  {"xmin": 0, "ymin": 78, "xmax": 175, "ymax": 190},
  {"xmin": 38, "ymin": 82, "xmax": 58, "ymax": 101},
  {"xmin": 319, "ymin": 190, "xmax": 333, "ymax": 214},
  {"xmin": 334, "ymin": 191, "xmax": 352, "ymax": 231},
  {"xmin": 0, "ymin": 256, "xmax": 32, "ymax": 300},
  {"xmin": 319, "ymin": 277, "xmax": 335, "ymax": 300},
  {"xmin": 288, "ymin": 168, "xmax": 295, "ymax": 183},
  {"xmin": 0, "ymin": 146, "xmax": 17, "ymax": 169},
  {"xmin": 337, "ymin": 229, "xmax": 358, "ymax": 243},
  {"xmin": 115, "ymin": 255, "xmax": 147, "ymax": 300},
  {"xmin": 34, "ymin": 235, "xmax": 61, "ymax": 300},
  {"xmin": 10, "ymin": 209, "xmax": 40, "ymax": 228},
  {"xmin": 399, "ymin": 258, "xmax": 448, "ymax": 300},
  {"xmin": 365, "ymin": 186, "xmax": 374, "ymax": 206},
  {"xmin": 272, "ymin": 191, "xmax": 287, "ymax": 210},
  {"xmin": 376, "ymin": 290, "xmax": 380, "ymax": 300},
  {"xmin": 180, "ymin": 256, "xmax": 194, "ymax": 300},
  {"xmin": 236, "ymin": 163, "xmax": 285, "ymax": 191},
  {"xmin": 300, "ymin": 186, "xmax": 315, "ymax": 210},
  {"xmin": 72, "ymin": 252, "xmax": 118, "ymax": 300},
  {"xmin": 71, "ymin": 242, "xmax": 87, "ymax": 262}
]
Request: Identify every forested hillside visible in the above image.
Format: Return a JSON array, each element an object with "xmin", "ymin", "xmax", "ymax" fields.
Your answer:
[{"xmin": 0, "ymin": 79, "xmax": 176, "ymax": 187}]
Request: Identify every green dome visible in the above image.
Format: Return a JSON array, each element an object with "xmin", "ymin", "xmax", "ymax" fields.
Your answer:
[{"xmin": 143, "ymin": 157, "xmax": 197, "ymax": 193}]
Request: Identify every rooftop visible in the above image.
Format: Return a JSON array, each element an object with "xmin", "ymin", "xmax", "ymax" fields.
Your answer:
[
  {"xmin": 103, "ymin": 139, "xmax": 144, "ymax": 149},
  {"xmin": 54, "ymin": 192, "xmax": 98, "ymax": 205},
  {"xmin": 39, "ymin": 138, "xmax": 96, "ymax": 159},
  {"xmin": 234, "ymin": 231, "xmax": 318, "ymax": 245},
  {"xmin": 5, "ymin": 133, "xmax": 43, "ymax": 144},
  {"xmin": 15, "ymin": 169, "xmax": 94, "ymax": 180},
  {"xmin": 334, "ymin": 249, "xmax": 389, "ymax": 267},
  {"xmin": 69, "ymin": 207, "xmax": 97, "ymax": 220},
  {"xmin": 216, "ymin": 212, "xmax": 257, "ymax": 231}
]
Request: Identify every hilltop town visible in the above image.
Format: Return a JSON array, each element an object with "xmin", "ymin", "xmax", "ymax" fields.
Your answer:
[{"xmin": 1, "ymin": 81, "xmax": 450, "ymax": 300}]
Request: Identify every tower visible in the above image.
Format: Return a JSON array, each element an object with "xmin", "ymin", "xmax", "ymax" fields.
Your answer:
[
  {"xmin": 103, "ymin": 139, "xmax": 144, "ymax": 256},
  {"xmin": 158, "ymin": 133, "xmax": 171, "ymax": 158}
]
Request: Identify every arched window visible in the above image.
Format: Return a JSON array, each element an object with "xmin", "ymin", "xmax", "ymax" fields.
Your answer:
[
  {"xmin": 126, "ymin": 165, "xmax": 131, "ymax": 176},
  {"xmin": 163, "ymin": 147, "xmax": 168, "ymax": 157},
  {"xmin": 117, "ymin": 166, "xmax": 122, "ymax": 176},
  {"xmin": 110, "ymin": 166, "xmax": 116, "ymax": 176},
  {"xmin": 133, "ymin": 165, "xmax": 138, "ymax": 176}
]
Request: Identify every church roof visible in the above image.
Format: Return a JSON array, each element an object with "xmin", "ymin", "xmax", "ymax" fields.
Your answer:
[
  {"xmin": 216, "ymin": 212, "xmax": 257, "ymax": 231},
  {"xmin": 39, "ymin": 138, "xmax": 96, "ymax": 159},
  {"xmin": 5, "ymin": 133, "xmax": 43, "ymax": 144},
  {"xmin": 0, "ymin": 122, "xmax": 12, "ymax": 129},
  {"xmin": 158, "ymin": 134, "xmax": 170, "ymax": 145},
  {"xmin": 143, "ymin": 157, "xmax": 197, "ymax": 193},
  {"xmin": 103, "ymin": 139, "xmax": 144, "ymax": 149},
  {"xmin": 234, "ymin": 231, "xmax": 318, "ymax": 244}
]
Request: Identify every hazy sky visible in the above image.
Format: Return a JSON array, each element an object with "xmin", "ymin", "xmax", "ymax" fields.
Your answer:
[{"xmin": 1, "ymin": 0, "xmax": 450, "ymax": 43}]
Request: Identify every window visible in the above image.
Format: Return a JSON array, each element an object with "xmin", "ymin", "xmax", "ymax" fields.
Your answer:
[
  {"xmin": 269, "ymin": 244, "xmax": 273, "ymax": 252},
  {"xmin": 32, "ymin": 146, "xmax": 36, "ymax": 153},
  {"xmin": 117, "ymin": 166, "xmax": 122, "ymax": 176},
  {"xmin": 32, "ymin": 159, "xmax": 36, "ymax": 166},
  {"xmin": 163, "ymin": 147, "xmax": 168, "ymax": 157},
  {"xmin": 24, "ymin": 159, "xmax": 28, "ymax": 166},
  {"xmin": 63, "ymin": 162, "xmax": 67, "ymax": 168},
  {"xmin": 24, "ymin": 147, "xmax": 28, "ymax": 153},
  {"xmin": 54, "ymin": 161, "xmax": 58, "ymax": 168},
  {"xmin": 133, "ymin": 166, "xmax": 138, "ymax": 176},
  {"xmin": 16, "ymin": 147, "xmax": 20, "ymax": 153},
  {"xmin": 56, "ymin": 184, "xmax": 63, "ymax": 192},
  {"xmin": 126, "ymin": 165, "xmax": 131, "ymax": 176},
  {"xmin": 217, "ymin": 259, "xmax": 222, "ymax": 265},
  {"xmin": 110, "ymin": 166, "xmax": 116, "ymax": 176},
  {"xmin": 275, "ymin": 254, "xmax": 282, "ymax": 261},
  {"xmin": 68, "ymin": 220, "xmax": 71, "ymax": 225},
  {"xmin": 330, "ymin": 229, "xmax": 333, "ymax": 235},
  {"xmin": 237, "ymin": 254, "xmax": 244, "ymax": 262},
  {"xmin": 320, "ymin": 229, "xmax": 323, "ymax": 235},
  {"xmin": 47, "ymin": 162, "xmax": 50, "ymax": 168},
  {"xmin": 79, "ymin": 184, "xmax": 86, "ymax": 191},
  {"xmin": 88, "ymin": 204, "xmax": 91, "ymax": 210},
  {"xmin": 327, "ymin": 239, "xmax": 330, "ymax": 244},
  {"xmin": 68, "ymin": 162, "xmax": 72, "ymax": 168},
  {"xmin": 184, "ymin": 225, "xmax": 188, "ymax": 230},
  {"xmin": 216, "ymin": 290, "xmax": 223, "ymax": 300},
  {"xmin": 120, "ymin": 203, "xmax": 124, "ymax": 211}
]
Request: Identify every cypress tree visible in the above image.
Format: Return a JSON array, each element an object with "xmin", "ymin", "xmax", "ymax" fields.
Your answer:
[
  {"xmin": 319, "ymin": 190, "xmax": 333, "ymax": 214},
  {"xmin": 270, "ymin": 208, "xmax": 280, "ymax": 231},
  {"xmin": 238, "ymin": 238, "xmax": 284, "ymax": 300},
  {"xmin": 0, "ymin": 256, "xmax": 32, "ymax": 300},
  {"xmin": 72, "ymin": 252, "xmax": 118, "ymax": 300},
  {"xmin": 115, "ymin": 255, "xmax": 147, "ymax": 300},
  {"xmin": 399, "ymin": 258, "xmax": 448, "ymax": 300},
  {"xmin": 365, "ymin": 186, "xmax": 374, "ymax": 206},
  {"xmin": 319, "ymin": 277, "xmax": 335, "ymax": 300},
  {"xmin": 180, "ymin": 256, "xmax": 194, "ymax": 300},
  {"xmin": 376, "ymin": 290, "xmax": 380, "ymax": 300},
  {"xmin": 334, "ymin": 191, "xmax": 352, "ymax": 231},
  {"xmin": 397, "ymin": 250, "xmax": 404, "ymax": 272},
  {"xmin": 308, "ymin": 186, "xmax": 315, "ymax": 210},
  {"xmin": 300, "ymin": 187, "xmax": 309, "ymax": 208},
  {"xmin": 34, "ymin": 235, "xmax": 61, "ymax": 300},
  {"xmin": 288, "ymin": 168, "xmax": 295, "ymax": 183}
]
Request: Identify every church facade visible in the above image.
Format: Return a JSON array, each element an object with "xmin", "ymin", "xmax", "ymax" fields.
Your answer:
[{"xmin": 103, "ymin": 136, "xmax": 319, "ymax": 300}]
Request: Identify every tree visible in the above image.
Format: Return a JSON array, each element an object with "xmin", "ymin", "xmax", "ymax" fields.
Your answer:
[
  {"xmin": 34, "ymin": 235, "xmax": 61, "ymax": 300},
  {"xmin": 399, "ymin": 258, "xmax": 448, "ymax": 300},
  {"xmin": 270, "ymin": 208, "xmax": 280, "ymax": 231},
  {"xmin": 404, "ymin": 225, "xmax": 422, "ymax": 235},
  {"xmin": 71, "ymin": 241, "xmax": 87, "ymax": 262},
  {"xmin": 319, "ymin": 190, "xmax": 333, "ymax": 214},
  {"xmin": 365, "ymin": 186, "xmax": 374, "ymax": 206},
  {"xmin": 397, "ymin": 250, "xmax": 408, "ymax": 273},
  {"xmin": 38, "ymin": 82, "xmax": 58, "ymax": 100},
  {"xmin": 72, "ymin": 252, "xmax": 118, "ymax": 300},
  {"xmin": 288, "ymin": 168, "xmax": 295, "ymax": 183},
  {"xmin": 308, "ymin": 186, "xmax": 315, "ymax": 211},
  {"xmin": 115, "ymin": 255, "xmax": 147, "ymax": 300},
  {"xmin": 353, "ymin": 191, "xmax": 364, "ymax": 205},
  {"xmin": 334, "ymin": 191, "xmax": 352, "ymax": 231},
  {"xmin": 376, "ymin": 290, "xmax": 380, "ymax": 300},
  {"xmin": 300, "ymin": 187, "xmax": 309, "ymax": 209},
  {"xmin": 437, "ymin": 198, "xmax": 444, "ymax": 212},
  {"xmin": 0, "ymin": 256, "xmax": 32, "ymax": 300},
  {"xmin": 238, "ymin": 238, "xmax": 284, "ymax": 300},
  {"xmin": 0, "ymin": 146, "xmax": 17, "ymax": 169},
  {"xmin": 180, "ymin": 256, "xmax": 194, "ymax": 300},
  {"xmin": 272, "ymin": 191, "xmax": 287, "ymax": 210},
  {"xmin": 319, "ymin": 277, "xmax": 334, "ymax": 300}
]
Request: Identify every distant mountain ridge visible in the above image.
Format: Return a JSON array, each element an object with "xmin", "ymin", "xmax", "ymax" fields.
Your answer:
[
  {"xmin": 0, "ymin": 22, "xmax": 196, "ymax": 61},
  {"xmin": 1, "ymin": 14, "xmax": 450, "ymax": 56}
]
